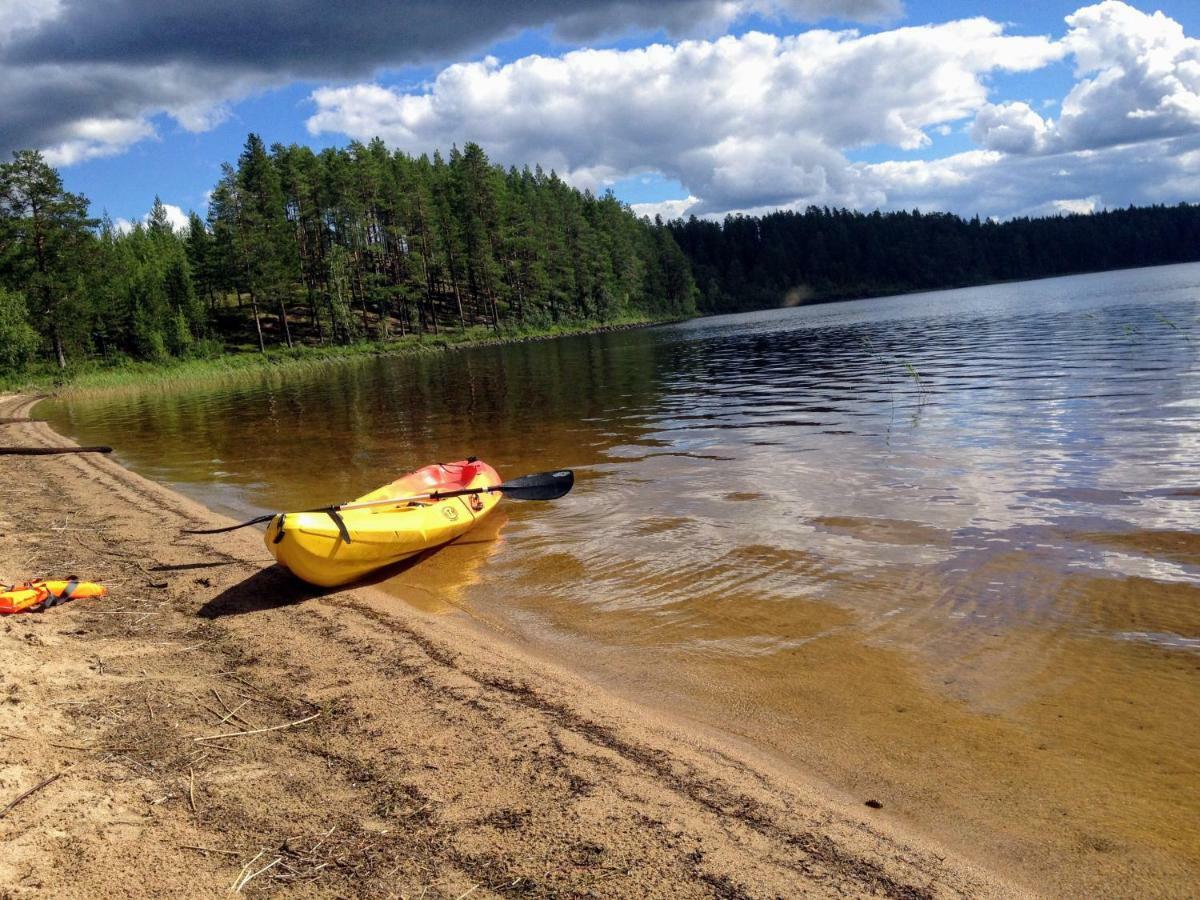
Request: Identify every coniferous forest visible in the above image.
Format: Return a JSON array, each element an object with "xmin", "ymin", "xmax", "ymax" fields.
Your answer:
[
  {"xmin": 671, "ymin": 204, "xmax": 1200, "ymax": 313},
  {"xmin": 0, "ymin": 135, "xmax": 697, "ymax": 375},
  {"xmin": 4, "ymin": 131, "xmax": 1200, "ymax": 380}
]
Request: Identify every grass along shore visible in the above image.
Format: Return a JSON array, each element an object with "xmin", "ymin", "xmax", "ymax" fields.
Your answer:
[{"xmin": 2, "ymin": 314, "xmax": 677, "ymax": 397}]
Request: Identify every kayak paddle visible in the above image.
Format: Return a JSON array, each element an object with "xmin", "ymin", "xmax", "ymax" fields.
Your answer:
[{"xmin": 181, "ymin": 469, "xmax": 575, "ymax": 536}]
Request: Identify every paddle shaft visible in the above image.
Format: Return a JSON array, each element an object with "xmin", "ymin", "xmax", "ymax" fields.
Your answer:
[
  {"xmin": 180, "ymin": 469, "xmax": 573, "ymax": 536},
  {"xmin": 330, "ymin": 484, "xmax": 499, "ymax": 513},
  {"xmin": 180, "ymin": 488, "xmax": 495, "ymax": 536}
]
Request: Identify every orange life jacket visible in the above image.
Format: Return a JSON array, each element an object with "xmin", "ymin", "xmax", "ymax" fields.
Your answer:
[{"xmin": 0, "ymin": 578, "xmax": 108, "ymax": 614}]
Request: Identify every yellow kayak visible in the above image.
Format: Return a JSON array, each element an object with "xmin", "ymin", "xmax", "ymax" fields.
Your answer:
[{"xmin": 264, "ymin": 458, "xmax": 502, "ymax": 587}]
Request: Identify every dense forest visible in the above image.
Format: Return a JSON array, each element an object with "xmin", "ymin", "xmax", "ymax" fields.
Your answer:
[
  {"xmin": 671, "ymin": 204, "xmax": 1200, "ymax": 313},
  {"xmin": 0, "ymin": 136, "xmax": 697, "ymax": 372},
  {"xmin": 5, "ymin": 132, "xmax": 1200, "ymax": 378}
]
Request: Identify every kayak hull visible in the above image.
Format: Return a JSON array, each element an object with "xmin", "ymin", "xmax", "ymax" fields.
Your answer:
[{"xmin": 264, "ymin": 459, "xmax": 502, "ymax": 588}]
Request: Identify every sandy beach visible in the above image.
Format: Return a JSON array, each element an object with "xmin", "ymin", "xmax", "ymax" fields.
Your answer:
[{"xmin": 0, "ymin": 392, "xmax": 1023, "ymax": 899}]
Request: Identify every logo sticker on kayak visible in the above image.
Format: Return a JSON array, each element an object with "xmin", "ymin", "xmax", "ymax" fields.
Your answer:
[{"xmin": 443, "ymin": 506, "xmax": 459, "ymax": 521}]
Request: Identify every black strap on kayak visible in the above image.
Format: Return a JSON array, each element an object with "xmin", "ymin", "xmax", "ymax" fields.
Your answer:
[
  {"xmin": 325, "ymin": 508, "xmax": 352, "ymax": 544},
  {"xmin": 272, "ymin": 514, "xmax": 287, "ymax": 543},
  {"xmin": 184, "ymin": 508, "xmax": 350, "ymax": 542}
]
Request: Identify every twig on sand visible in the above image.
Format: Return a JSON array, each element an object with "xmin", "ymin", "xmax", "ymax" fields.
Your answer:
[
  {"xmin": 308, "ymin": 825, "xmax": 337, "ymax": 855},
  {"xmin": 456, "ymin": 885, "xmax": 481, "ymax": 900},
  {"xmin": 215, "ymin": 671, "xmax": 269, "ymax": 696},
  {"xmin": 194, "ymin": 712, "xmax": 320, "ymax": 743},
  {"xmin": 230, "ymin": 850, "xmax": 264, "ymax": 891},
  {"xmin": 188, "ymin": 768, "xmax": 197, "ymax": 813},
  {"xmin": 197, "ymin": 742, "xmax": 240, "ymax": 753},
  {"xmin": 210, "ymin": 688, "xmax": 253, "ymax": 727},
  {"xmin": 0, "ymin": 769, "xmax": 69, "ymax": 820},
  {"xmin": 180, "ymin": 845, "xmax": 243, "ymax": 857},
  {"xmin": 218, "ymin": 699, "xmax": 251, "ymax": 726},
  {"xmin": 231, "ymin": 850, "xmax": 283, "ymax": 892}
]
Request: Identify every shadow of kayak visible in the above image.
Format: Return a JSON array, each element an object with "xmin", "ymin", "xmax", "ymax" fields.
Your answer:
[{"xmin": 195, "ymin": 542, "xmax": 461, "ymax": 618}]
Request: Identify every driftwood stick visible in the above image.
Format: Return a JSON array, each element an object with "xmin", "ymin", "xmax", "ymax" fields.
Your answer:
[
  {"xmin": 0, "ymin": 770, "xmax": 67, "ymax": 819},
  {"xmin": 180, "ymin": 845, "xmax": 243, "ymax": 857},
  {"xmin": 194, "ymin": 712, "xmax": 320, "ymax": 742},
  {"xmin": 0, "ymin": 446, "xmax": 113, "ymax": 455},
  {"xmin": 49, "ymin": 742, "xmax": 138, "ymax": 752}
]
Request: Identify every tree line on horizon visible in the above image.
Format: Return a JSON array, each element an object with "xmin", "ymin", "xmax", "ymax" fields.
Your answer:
[
  {"xmin": 670, "ymin": 203, "xmax": 1200, "ymax": 313},
  {"xmin": 4, "ymin": 132, "xmax": 1200, "ymax": 376},
  {"xmin": 0, "ymin": 136, "xmax": 697, "ymax": 371}
]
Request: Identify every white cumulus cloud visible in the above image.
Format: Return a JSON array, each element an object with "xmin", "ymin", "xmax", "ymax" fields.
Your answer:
[
  {"xmin": 41, "ymin": 116, "xmax": 157, "ymax": 166},
  {"xmin": 971, "ymin": 102, "xmax": 1051, "ymax": 154},
  {"xmin": 308, "ymin": 2, "xmax": 1200, "ymax": 219},
  {"xmin": 630, "ymin": 195, "xmax": 701, "ymax": 220},
  {"xmin": 973, "ymin": 1, "xmax": 1200, "ymax": 157},
  {"xmin": 309, "ymin": 20, "xmax": 1061, "ymax": 213},
  {"xmin": 112, "ymin": 201, "xmax": 191, "ymax": 235}
]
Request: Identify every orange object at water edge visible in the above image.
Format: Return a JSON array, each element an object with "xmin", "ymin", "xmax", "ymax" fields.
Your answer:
[
  {"xmin": 0, "ymin": 578, "xmax": 109, "ymax": 614},
  {"xmin": 265, "ymin": 458, "xmax": 504, "ymax": 588}
]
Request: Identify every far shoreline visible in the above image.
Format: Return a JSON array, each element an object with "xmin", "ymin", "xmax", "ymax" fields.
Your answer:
[
  {"xmin": 16, "ymin": 258, "xmax": 1200, "ymax": 400},
  {"xmin": 12, "ymin": 314, "xmax": 687, "ymax": 398}
]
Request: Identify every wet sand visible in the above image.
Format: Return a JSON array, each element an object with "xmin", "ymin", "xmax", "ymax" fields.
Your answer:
[{"xmin": 0, "ymin": 392, "xmax": 1017, "ymax": 899}]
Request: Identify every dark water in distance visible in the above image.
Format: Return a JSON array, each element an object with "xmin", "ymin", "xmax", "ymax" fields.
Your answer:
[{"xmin": 39, "ymin": 263, "xmax": 1200, "ymax": 892}]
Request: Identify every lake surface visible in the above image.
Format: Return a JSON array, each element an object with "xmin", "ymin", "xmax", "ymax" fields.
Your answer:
[{"xmin": 40, "ymin": 263, "xmax": 1200, "ymax": 894}]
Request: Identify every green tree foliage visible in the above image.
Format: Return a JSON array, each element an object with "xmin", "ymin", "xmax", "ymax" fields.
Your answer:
[
  {"xmin": 669, "ymin": 205, "xmax": 1200, "ymax": 312},
  {"xmin": 0, "ymin": 150, "xmax": 97, "ymax": 367},
  {"xmin": 12, "ymin": 136, "xmax": 1200, "ymax": 384},
  {"xmin": 0, "ymin": 136, "xmax": 697, "ymax": 375},
  {"xmin": 0, "ymin": 286, "xmax": 40, "ymax": 370}
]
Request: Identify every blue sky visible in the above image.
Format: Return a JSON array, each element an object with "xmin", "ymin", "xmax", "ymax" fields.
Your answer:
[{"xmin": 5, "ymin": 1, "xmax": 1200, "ymax": 225}]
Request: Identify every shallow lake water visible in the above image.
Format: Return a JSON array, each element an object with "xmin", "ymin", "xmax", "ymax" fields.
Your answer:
[{"xmin": 40, "ymin": 263, "xmax": 1200, "ymax": 894}]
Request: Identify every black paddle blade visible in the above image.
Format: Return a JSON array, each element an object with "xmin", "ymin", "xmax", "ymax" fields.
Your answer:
[{"xmin": 497, "ymin": 470, "xmax": 574, "ymax": 501}]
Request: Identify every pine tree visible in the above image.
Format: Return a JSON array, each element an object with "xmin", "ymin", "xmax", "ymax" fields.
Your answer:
[
  {"xmin": 184, "ymin": 211, "xmax": 215, "ymax": 308},
  {"xmin": 147, "ymin": 196, "xmax": 173, "ymax": 237},
  {"xmin": 236, "ymin": 134, "xmax": 297, "ymax": 349},
  {"xmin": 0, "ymin": 150, "xmax": 97, "ymax": 366}
]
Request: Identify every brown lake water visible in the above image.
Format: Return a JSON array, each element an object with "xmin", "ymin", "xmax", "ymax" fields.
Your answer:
[{"xmin": 40, "ymin": 263, "xmax": 1200, "ymax": 895}]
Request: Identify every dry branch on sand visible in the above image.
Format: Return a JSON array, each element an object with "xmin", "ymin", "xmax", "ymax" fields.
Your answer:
[
  {"xmin": 193, "ymin": 712, "xmax": 320, "ymax": 742},
  {"xmin": 0, "ymin": 769, "xmax": 69, "ymax": 820}
]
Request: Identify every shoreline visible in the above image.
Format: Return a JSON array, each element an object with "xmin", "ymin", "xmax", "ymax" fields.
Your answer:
[
  {"xmin": 9, "ymin": 260, "xmax": 1199, "ymax": 399},
  {"xmin": 7, "ymin": 316, "xmax": 684, "ymax": 398},
  {"xmin": 0, "ymin": 392, "xmax": 1024, "ymax": 898}
]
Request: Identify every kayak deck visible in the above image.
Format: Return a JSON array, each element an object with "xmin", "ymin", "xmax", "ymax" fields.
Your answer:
[{"xmin": 264, "ymin": 458, "xmax": 502, "ymax": 587}]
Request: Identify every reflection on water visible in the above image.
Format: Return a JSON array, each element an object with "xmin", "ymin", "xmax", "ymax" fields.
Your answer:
[{"xmin": 40, "ymin": 262, "xmax": 1200, "ymax": 894}]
